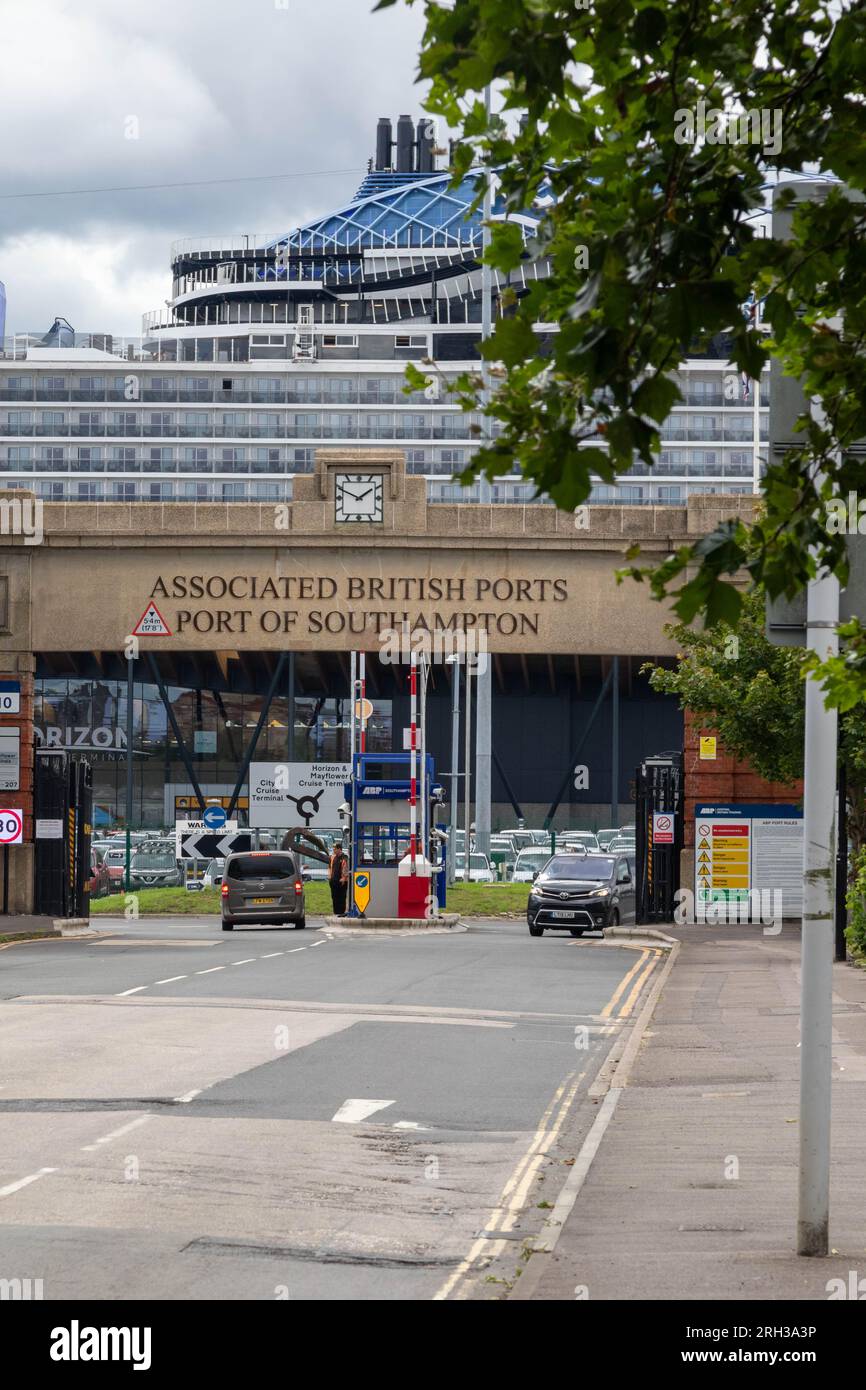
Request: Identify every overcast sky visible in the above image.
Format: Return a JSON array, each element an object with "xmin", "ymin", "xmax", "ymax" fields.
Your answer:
[{"xmin": 1, "ymin": 0, "xmax": 429, "ymax": 336}]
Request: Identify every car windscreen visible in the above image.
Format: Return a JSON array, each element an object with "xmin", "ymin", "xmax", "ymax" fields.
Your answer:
[
  {"xmin": 227, "ymin": 854, "xmax": 297, "ymax": 880},
  {"xmin": 131, "ymin": 852, "xmax": 176, "ymax": 870},
  {"xmin": 542, "ymin": 857, "xmax": 614, "ymax": 880},
  {"xmin": 515, "ymin": 851, "xmax": 550, "ymax": 867}
]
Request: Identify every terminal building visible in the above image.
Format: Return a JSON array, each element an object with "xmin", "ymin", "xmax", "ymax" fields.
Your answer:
[{"xmin": 0, "ymin": 117, "xmax": 764, "ymax": 854}]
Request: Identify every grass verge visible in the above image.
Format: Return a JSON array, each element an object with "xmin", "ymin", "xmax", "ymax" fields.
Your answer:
[{"xmin": 90, "ymin": 881, "xmax": 530, "ymax": 918}]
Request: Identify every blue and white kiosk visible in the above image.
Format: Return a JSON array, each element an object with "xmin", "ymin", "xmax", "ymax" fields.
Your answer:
[{"xmin": 346, "ymin": 753, "xmax": 447, "ymax": 918}]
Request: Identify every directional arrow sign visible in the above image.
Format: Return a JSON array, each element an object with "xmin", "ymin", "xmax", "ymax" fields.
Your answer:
[{"xmin": 180, "ymin": 831, "xmax": 253, "ymax": 860}]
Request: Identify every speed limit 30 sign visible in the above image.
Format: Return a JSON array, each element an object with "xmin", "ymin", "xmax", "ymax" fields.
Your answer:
[{"xmin": 0, "ymin": 808, "xmax": 24, "ymax": 844}]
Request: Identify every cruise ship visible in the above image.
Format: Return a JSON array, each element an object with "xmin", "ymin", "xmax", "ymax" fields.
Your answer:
[{"xmin": 0, "ymin": 115, "xmax": 767, "ymax": 508}]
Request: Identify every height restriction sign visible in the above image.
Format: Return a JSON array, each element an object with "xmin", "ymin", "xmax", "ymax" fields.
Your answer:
[{"xmin": 132, "ymin": 602, "xmax": 172, "ymax": 636}]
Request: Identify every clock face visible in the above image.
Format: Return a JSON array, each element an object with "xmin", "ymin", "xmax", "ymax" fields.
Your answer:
[{"xmin": 334, "ymin": 472, "xmax": 383, "ymax": 523}]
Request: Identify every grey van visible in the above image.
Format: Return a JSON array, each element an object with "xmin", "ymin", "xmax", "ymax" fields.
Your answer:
[{"xmin": 220, "ymin": 850, "xmax": 306, "ymax": 931}]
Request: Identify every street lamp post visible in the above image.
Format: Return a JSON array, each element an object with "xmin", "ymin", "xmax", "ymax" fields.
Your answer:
[{"xmin": 446, "ymin": 653, "xmax": 460, "ymax": 886}]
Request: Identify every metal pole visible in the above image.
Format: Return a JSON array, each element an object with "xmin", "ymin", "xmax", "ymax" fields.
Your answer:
[
  {"xmin": 464, "ymin": 656, "xmax": 472, "ymax": 856},
  {"xmin": 349, "ymin": 651, "xmax": 356, "ymax": 768},
  {"xmin": 287, "ymin": 650, "xmax": 295, "ymax": 763},
  {"xmin": 610, "ymin": 655, "xmax": 620, "ymax": 828},
  {"xmin": 409, "ymin": 652, "xmax": 417, "ymax": 870},
  {"xmin": 475, "ymin": 654, "xmax": 492, "ymax": 856},
  {"xmin": 420, "ymin": 654, "xmax": 427, "ymax": 867},
  {"xmin": 474, "ymin": 82, "xmax": 494, "ymax": 831},
  {"xmin": 797, "ymin": 413, "xmax": 839, "ymax": 1258},
  {"xmin": 125, "ymin": 652, "xmax": 134, "ymax": 892},
  {"xmin": 836, "ymin": 757, "xmax": 848, "ymax": 963},
  {"xmin": 752, "ymin": 367, "xmax": 762, "ymax": 496},
  {"xmin": 478, "ymin": 82, "xmax": 493, "ymax": 508},
  {"xmin": 448, "ymin": 658, "xmax": 460, "ymax": 886},
  {"xmin": 359, "ymin": 652, "xmax": 366, "ymax": 753}
]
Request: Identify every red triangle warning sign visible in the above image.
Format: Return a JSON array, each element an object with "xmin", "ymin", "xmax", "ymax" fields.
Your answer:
[{"xmin": 132, "ymin": 601, "xmax": 172, "ymax": 636}]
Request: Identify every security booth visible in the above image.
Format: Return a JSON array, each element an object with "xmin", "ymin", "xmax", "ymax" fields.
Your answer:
[{"xmin": 347, "ymin": 753, "xmax": 446, "ymax": 918}]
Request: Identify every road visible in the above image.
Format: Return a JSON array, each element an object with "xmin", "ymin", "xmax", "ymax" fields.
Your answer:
[{"xmin": 0, "ymin": 914, "xmax": 660, "ymax": 1300}]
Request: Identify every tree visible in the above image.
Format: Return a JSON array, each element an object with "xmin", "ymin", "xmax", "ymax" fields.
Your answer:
[
  {"xmin": 644, "ymin": 587, "xmax": 866, "ymax": 861},
  {"xmin": 380, "ymin": 0, "xmax": 866, "ymax": 638}
]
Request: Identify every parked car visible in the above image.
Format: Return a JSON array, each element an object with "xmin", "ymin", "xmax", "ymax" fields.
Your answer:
[
  {"xmin": 88, "ymin": 847, "xmax": 111, "ymax": 899},
  {"xmin": 512, "ymin": 847, "xmax": 553, "ymax": 883},
  {"xmin": 101, "ymin": 845, "xmax": 129, "ymax": 891},
  {"xmin": 453, "ymin": 852, "xmax": 495, "ymax": 883},
  {"xmin": 527, "ymin": 852, "xmax": 635, "ymax": 936},
  {"xmin": 596, "ymin": 828, "xmax": 621, "ymax": 850},
  {"xmin": 129, "ymin": 847, "xmax": 183, "ymax": 890},
  {"xmin": 607, "ymin": 836, "xmax": 636, "ymax": 855},
  {"xmin": 202, "ymin": 858, "xmax": 225, "ymax": 889},
  {"xmin": 221, "ymin": 850, "xmax": 305, "ymax": 930},
  {"xmin": 559, "ymin": 830, "xmax": 600, "ymax": 853},
  {"xmin": 489, "ymin": 835, "xmax": 517, "ymax": 880}
]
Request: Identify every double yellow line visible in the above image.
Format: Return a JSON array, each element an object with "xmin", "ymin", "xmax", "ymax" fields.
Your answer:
[
  {"xmin": 433, "ymin": 1067, "xmax": 585, "ymax": 1300},
  {"xmin": 600, "ymin": 947, "xmax": 661, "ymax": 1021},
  {"xmin": 436, "ymin": 946, "xmax": 662, "ymax": 1299}
]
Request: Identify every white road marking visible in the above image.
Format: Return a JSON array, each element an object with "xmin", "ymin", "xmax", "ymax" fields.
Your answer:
[
  {"xmin": 0, "ymin": 1167, "xmax": 57, "ymax": 1198},
  {"xmin": 116, "ymin": 986, "xmax": 148, "ymax": 996},
  {"xmin": 311, "ymin": 940, "xmax": 326, "ymax": 947},
  {"xmin": 154, "ymin": 975, "xmax": 187, "ymax": 984},
  {"xmin": 392, "ymin": 1120, "xmax": 431, "ymax": 1131},
  {"xmin": 287, "ymin": 947, "xmax": 307, "ymax": 954},
  {"xmin": 81, "ymin": 1115, "xmax": 151, "ymax": 1153},
  {"xmin": 196, "ymin": 966, "xmax": 224, "ymax": 974},
  {"xmin": 174, "ymin": 1089, "xmax": 201, "ymax": 1104},
  {"xmin": 260, "ymin": 952, "xmax": 284, "ymax": 958},
  {"xmin": 231, "ymin": 958, "xmax": 256, "ymax": 965},
  {"xmin": 331, "ymin": 1098, "xmax": 396, "ymax": 1124}
]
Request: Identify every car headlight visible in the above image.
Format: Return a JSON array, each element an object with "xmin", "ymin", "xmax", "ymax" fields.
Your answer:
[{"xmin": 589, "ymin": 888, "xmax": 610, "ymax": 897}]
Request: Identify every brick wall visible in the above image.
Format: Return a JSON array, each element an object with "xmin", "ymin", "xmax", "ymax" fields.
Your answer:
[
  {"xmin": 0, "ymin": 653, "xmax": 36, "ymax": 911},
  {"xmin": 683, "ymin": 707, "xmax": 802, "ymax": 847}
]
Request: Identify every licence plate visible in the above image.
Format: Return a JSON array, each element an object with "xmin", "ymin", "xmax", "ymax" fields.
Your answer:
[
  {"xmin": 251, "ymin": 896, "xmax": 276, "ymax": 905},
  {"xmin": 550, "ymin": 910, "xmax": 576, "ymax": 919}
]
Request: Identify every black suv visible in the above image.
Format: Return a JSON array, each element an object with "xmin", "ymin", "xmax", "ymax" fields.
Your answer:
[{"xmin": 526, "ymin": 851, "xmax": 635, "ymax": 936}]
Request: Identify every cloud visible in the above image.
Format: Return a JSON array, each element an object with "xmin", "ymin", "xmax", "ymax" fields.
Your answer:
[{"xmin": 1, "ymin": 0, "xmax": 428, "ymax": 332}]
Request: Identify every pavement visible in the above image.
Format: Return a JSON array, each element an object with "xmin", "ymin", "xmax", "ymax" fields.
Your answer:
[
  {"xmin": 513, "ymin": 923, "xmax": 866, "ymax": 1301},
  {"xmin": 0, "ymin": 915, "xmax": 61, "ymax": 943}
]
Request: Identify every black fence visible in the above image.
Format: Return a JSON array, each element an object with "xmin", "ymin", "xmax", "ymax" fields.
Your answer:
[
  {"xmin": 34, "ymin": 752, "xmax": 92, "ymax": 918},
  {"xmin": 635, "ymin": 751, "xmax": 683, "ymax": 924}
]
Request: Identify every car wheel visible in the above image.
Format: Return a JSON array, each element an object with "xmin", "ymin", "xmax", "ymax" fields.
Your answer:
[
  {"xmin": 569, "ymin": 928, "xmax": 584, "ymax": 937},
  {"xmin": 221, "ymin": 920, "xmax": 234, "ymax": 931},
  {"xmin": 528, "ymin": 924, "xmax": 544, "ymax": 937},
  {"xmin": 295, "ymin": 917, "xmax": 306, "ymax": 930},
  {"xmin": 609, "ymin": 909, "xmax": 619, "ymax": 929}
]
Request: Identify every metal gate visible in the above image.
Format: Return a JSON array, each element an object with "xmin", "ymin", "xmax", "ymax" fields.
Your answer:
[
  {"xmin": 34, "ymin": 751, "xmax": 93, "ymax": 918},
  {"xmin": 635, "ymin": 751, "xmax": 683, "ymax": 923}
]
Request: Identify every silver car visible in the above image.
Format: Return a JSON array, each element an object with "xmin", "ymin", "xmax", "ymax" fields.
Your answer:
[
  {"xmin": 220, "ymin": 850, "xmax": 306, "ymax": 931},
  {"xmin": 129, "ymin": 846, "xmax": 183, "ymax": 890}
]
